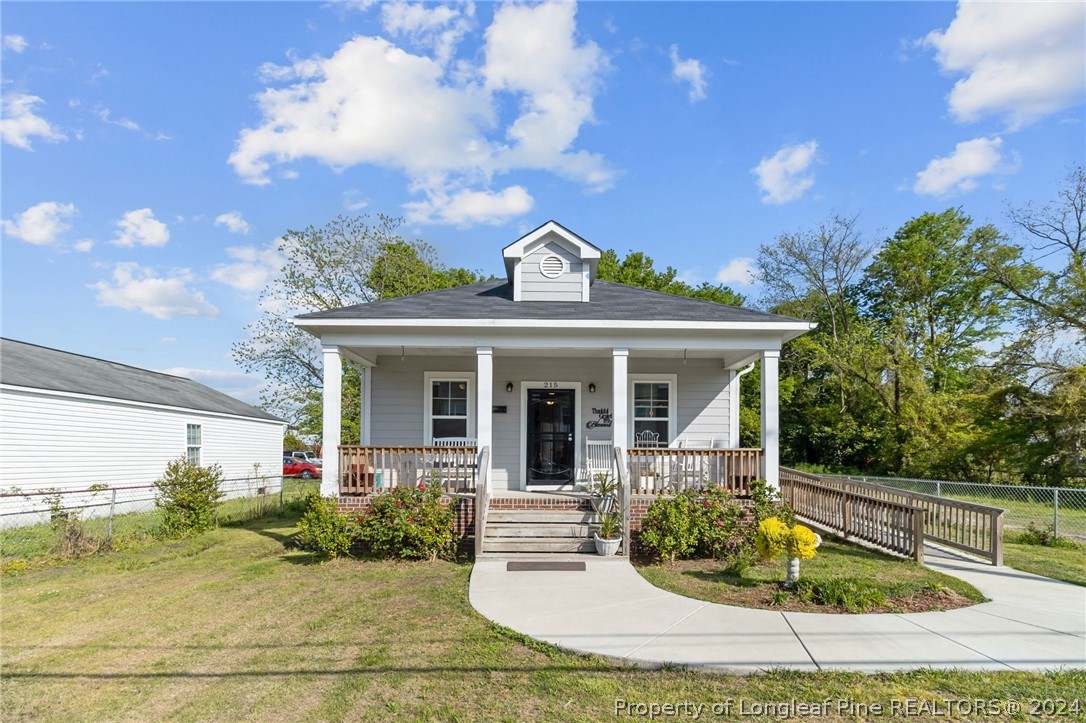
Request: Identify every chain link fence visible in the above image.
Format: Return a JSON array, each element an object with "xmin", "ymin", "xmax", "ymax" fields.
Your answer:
[
  {"xmin": 0, "ymin": 475, "xmax": 320, "ymax": 566},
  {"xmin": 823, "ymin": 474, "xmax": 1086, "ymax": 541}
]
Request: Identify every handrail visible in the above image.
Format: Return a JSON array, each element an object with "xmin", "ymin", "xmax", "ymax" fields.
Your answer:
[
  {"xmin": 614, "ymin": 446, "xmax": 631, "ymax": 557},
  {"xmin": 781, "ymin": 471, "xmax": 925, "ymax": 562},
  {"xmin": 474, "ymin": 446, "xmax": 491, "ymax": 557},
  {"xmin": 782, "ymin": 467, "xmax": 1005, "ymax": 566},
  {"xmin": 339, "ymin": 445, "xmax": 478, "ymax": 495},
  {"xmin": 625, "ymin": 448, "xmax": 762, "ymax": 495}
]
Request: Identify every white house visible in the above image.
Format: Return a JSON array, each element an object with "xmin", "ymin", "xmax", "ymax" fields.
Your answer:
[{"xmin": 0, "ymin": 339, "xmax": 285, "ymax": 525}]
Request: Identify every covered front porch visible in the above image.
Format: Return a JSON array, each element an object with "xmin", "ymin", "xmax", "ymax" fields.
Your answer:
[{"xmin": 318, "ymin": 343, "xmax": 782, "ymax": 495}]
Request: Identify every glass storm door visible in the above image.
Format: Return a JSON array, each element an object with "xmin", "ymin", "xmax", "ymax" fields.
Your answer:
[{"xmin": 526, "ymin": 389, "xmax": 575, "ymax": 485}]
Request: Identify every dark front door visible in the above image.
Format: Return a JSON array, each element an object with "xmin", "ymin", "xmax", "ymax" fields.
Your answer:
[{"xmin": 526, "ymin": 388, "xmax": 575, "ymax": 485}]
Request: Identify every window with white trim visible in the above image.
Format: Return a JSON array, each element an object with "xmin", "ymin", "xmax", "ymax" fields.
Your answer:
[
  {"xmin": 186, "ymin": 424, "xmax": 202, "ymax": 465},
  {"xmin": 424, "ymin": 373, "xmax": 475, "ymax": 443},
  {"xmin": 630, "ymin": 379, "xmax": 676, "ymax": 446}
]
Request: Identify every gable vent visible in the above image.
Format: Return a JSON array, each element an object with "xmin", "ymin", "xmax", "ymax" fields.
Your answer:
[{"xmin": 539, "ymin": 255, "xmax": 565, "ymax": 278}]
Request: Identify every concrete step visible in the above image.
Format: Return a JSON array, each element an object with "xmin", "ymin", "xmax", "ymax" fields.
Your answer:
[
  {"xmin": 481, "ymin": 537, "xmax": 597, "ymax": 553},
  {"xmin": 487, "ymin": 510, "xmax": 595, "ymax": 524},
  {"xmin": 486, "ymin": 523, "xmax": 593, "ymax": 538}
]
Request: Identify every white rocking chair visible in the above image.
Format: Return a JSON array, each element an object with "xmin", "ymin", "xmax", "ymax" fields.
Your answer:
[{"xmin": 584, "ymin": 439, "xmax": 614, "ymax": 482}]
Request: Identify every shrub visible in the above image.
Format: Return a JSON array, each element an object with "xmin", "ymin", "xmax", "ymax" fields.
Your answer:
[
  {"xmin": 1018, "ymin": 520, "xmax": 1080, "ymax": 549},
  {"xmin": 691, "ymin": 487, "xmax": 753, "ymax": 565},
  {"xmin": 154, "ymin": 458, "xmax": 225, "ymax": 537},
  {"xmin": 639, "ymin": 493, "xmax": 701, "ymax": 562},
  {"xmin": 295, "ymin": 493, "xmax": 354, "ymax": 557},
  {"xmin": 355, "ymin": 484, "xmax": 456, "ymax": 561},
  {"xmin": 44, "ymin": 491, "xmax": 105, "ymax": 559},
  {"xmin": 748, "ymin": 479, "xmax": 794, "ymax": 526}
]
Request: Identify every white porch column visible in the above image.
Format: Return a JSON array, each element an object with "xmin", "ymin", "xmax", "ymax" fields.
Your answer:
[
  {"xmin": 361, "ymin": 366, "xmax": 372, "ymax": 445},
  {"xmin": 612, "ymin": 348, "xmax": 629, "ymax": 451},
  {"xmin": 321, "ymin": 345, "xmax": 342, "ymax": 497},
  {"xmin": 476, "ymin": 347, "xmax": 493, "ymax": 479},
  {"xmin": 760, "ymin": 350, "xmax": 780, "ymax": 489},
  {"xmin": 727, "ymin": 369, "xmax": 741, "ymax": 448}
]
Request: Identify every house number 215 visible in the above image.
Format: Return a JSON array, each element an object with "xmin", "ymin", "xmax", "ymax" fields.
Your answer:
[{"xmin": 542, "ymin": 382, "xmax": 559, "ymax": 388}]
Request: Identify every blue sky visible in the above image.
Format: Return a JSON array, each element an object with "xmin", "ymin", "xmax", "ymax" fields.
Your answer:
[{"xmin": 2, "ymin": 1, "xmax": 1083, "ymax": 403}]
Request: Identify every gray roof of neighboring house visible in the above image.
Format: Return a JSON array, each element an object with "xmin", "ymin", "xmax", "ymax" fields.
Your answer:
[
  {"xmin": 297, "ymin": 280, "xmax": 805, "ymax": 324},
  {"xmin": 0, "ymin": 339, "xmax": 283, "ymax": 422}
]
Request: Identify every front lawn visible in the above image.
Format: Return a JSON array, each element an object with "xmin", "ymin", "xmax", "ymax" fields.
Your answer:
[
  {"xmin": 637, "ymin": 536, "xmax": 986, "ymax": 613},
  {"xmin": 1003, "ymin": 533, "xmax": 1086, "ymax": 587},
  {"xmin": 2, "ymin": 515, "xmax": 1080, "ymax": 721}
]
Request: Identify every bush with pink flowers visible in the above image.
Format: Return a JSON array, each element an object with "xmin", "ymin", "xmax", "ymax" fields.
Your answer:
[{"xmin": 354, "ymin": 483, "xmax": 456, "ymax": 561}]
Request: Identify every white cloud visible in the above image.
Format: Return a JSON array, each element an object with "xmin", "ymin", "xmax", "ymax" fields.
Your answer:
[
  {"xmin": 751, "ymin": 140, "xmax": 819, "ymax": 204},
  {"xmin": 210, "ymin": 242, "xmax": 285, "ymax": 293},
  {"xmin": 2, "ymin": 201, "xmax": 78, "ymax": 245},
  {"xmin": 214, "ymin": 211, "xmax": 250, "ymax": 235},
  {"xmin": 231, "ymin": 1, "xmax": 610, "ymax": 226},
  {"xmin": 404, "ymin": 185, "xmax": 534, "ymax": 226},
  {"xmin": 3, "ymin": 35, "xmax": 28, "ymax": 53},
  {"xmin": 95, "ymin": 105, "xmax": 140, "ymax": 132},
  {"xmin": 715, "ymin": 257, "xmax": 756, "ymax": 286},
  {"xmin": 669, "ymin": 44, "xmax": 708, "ymax": 102},
  {"xmin": 923, "ymin": 2, "xmax": 1086, "ymax": 130},
  {"xmin": 92, "ymin": 262, "xmax": 219, "ymax": 320},
  {"xmin": 111, "ymin": 208, "xmax": 170, "ymax": 247},
  {"xmin": 72, "ymin": 239, "xmax": 94, "ymax": 253},
  {"xmin": 1, "ymin": 93, "xmax": 66, "ymax": 150},
  {"xmin": 160, "ymin": 336, "xmax": 177, "ymax": 344},
  {"xmin": 381, "ymin": 1, "xmax": 475, "ymax": 66},
  {"xmin": 341, "ymin": 189, "xmax": 370, "ymax": 211},
  {"xmin": 914, "ymin": 136, "xmax": 1007, "ymax": 196}
]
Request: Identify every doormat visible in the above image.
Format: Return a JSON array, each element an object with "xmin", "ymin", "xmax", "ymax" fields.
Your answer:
[{"xmin": 506, "ymin": 561, "xmax": 586, "ymax": 572}]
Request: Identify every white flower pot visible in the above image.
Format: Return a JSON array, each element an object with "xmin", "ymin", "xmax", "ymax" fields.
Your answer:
[{"xmin": 593, "ymin": 533, "xmax": 621, "ymax": 557}]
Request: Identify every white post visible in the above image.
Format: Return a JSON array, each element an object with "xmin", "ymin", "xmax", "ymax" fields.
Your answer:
[
  {"xmin": 612, "ymin": 348, "xmax": 629, "ymax": 453},
  {"xmin": 760, "ymin": 350, "xmax": 780, "ymax": 489},
  {"xmin": 476, "ymin": 347, "xmax": 493, "ymax": 481},
  {"xmin": 727, "ymin": 369, "xmax": 741, "ymax": 448},
  {"xmin": 321, "ymin": 345, "xmax": 342, "ymax": 497},
  {"xmin": 361, "ymin": 366, "xmax": 372, "ymax": 445}
]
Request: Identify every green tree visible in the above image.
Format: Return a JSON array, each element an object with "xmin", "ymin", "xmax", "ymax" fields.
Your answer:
[
  {"xmin": 597, "ymin": 249, "xmax": 744, "ymax": 306},
  {"xmin": 233, "ymin": 215, "xmax": 485, "ymax": 442}
]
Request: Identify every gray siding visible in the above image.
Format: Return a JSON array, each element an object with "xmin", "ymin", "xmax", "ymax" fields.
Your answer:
[
  {"xmin": 367, "ymin": 355, "xmax": 733, "ymax": 490},
  {"xmin": 519, "ymin": 238, "xmax": 584, "ymax": 302},
  {"xmin": 370, "ymin": 355, "xmax": 474, "ymax": 446}
]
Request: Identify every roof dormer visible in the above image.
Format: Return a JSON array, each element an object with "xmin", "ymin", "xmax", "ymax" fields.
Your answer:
[{"xmin": 502, "ymin": 221, "xmax": 601, "ymax": 303}]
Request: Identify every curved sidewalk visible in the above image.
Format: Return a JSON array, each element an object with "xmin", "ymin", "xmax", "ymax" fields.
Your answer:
[{"xmin": 469, "ymin": 547, "xmax": 1086, "ymax": 673}]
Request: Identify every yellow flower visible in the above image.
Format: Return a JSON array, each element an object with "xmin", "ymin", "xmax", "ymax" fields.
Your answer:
[
  {"xmin": 755, "ymin": 517, "xmax": 788, "ymax": 560},
  {"xmin": 787, "ymin": 524, "xmax": 819, "ymax": 560}
]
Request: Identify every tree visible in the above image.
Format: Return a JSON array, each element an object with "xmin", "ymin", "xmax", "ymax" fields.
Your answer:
[
  {"xmin": 233, "ymin": 215, "xmax": 485, "ymax": 442},
  {"xmin": 598, "ymin": 249, "xmax": 745, "ymax": 306}
]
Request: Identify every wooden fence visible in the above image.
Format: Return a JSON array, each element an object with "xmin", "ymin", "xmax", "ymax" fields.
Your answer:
[
  {"xmin": 338, "ymin": 446, "xmax": 478, "ymax": 495},
  {"xmin": 781, "ymin": 468, "xmax": 924, "ymax": 562},
  {"xmin": 626, "ymin": 448, "xmax": 762, "ymax": 495},
  {"xmin": 781, "ymin": 467, "xmax": 1005, "ymax": 565}
]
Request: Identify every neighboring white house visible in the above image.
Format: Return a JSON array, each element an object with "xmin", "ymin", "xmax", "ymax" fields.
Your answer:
[
  {"xmin": 0, "ymin": 339, "xmax": 285, "ymax": 525},
  {"xmin": 295, "ymin": 220, "xmax": 815, "ymax": 498}
]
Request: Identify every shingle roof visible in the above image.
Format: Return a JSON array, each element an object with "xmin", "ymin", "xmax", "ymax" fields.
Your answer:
[
  {"xmin": 0, "ymin": 339, "xmax": 283, "ymax": 422},
  {"xmin": 297, "ymin": 280, "xmax": 805, "ymax": 324}
]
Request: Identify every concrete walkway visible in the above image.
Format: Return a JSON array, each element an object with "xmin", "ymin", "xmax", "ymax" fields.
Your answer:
[{"xmin": 469, "ymin": 547, "xmax": 1086, "ymax": 673}]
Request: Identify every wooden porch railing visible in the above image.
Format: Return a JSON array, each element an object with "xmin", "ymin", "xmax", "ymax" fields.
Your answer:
[
  {"xmin": 614, "ymin": 446, "xmax": 631, "ymax": 557},
  {"xmin": 626, "ymin": 448, "xmax": 762, "ymax": 495},
  {"xmin": 339, "ymin": 446, "xmax": 478, "ymax": 495},
  {"xmin": 780, "ymin": 468, "xmax": 925, "ymax": 562},
  {"xmin": 473, "ymin": 446, "xmax": 491, "ymax": 556},
  {"xmin": 802, "ymin": 471, "xmax": 1005, "ymax": 565}
]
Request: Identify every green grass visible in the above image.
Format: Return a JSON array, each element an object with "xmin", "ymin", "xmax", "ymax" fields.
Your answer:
[
  {"xmin": 0, "ymin": 479, "xmax": 318, "ymax": 565},
  {"xmin": 3, "ymin": 516, "xmax": 1081, "ymax": 721},
  {"xmin": 1003, "ymin": 533, "xmax": 1086, "ymax": 587},
  {"xmin": 637, "ymin": 537, "xmax": 986, "ymax": 613}
]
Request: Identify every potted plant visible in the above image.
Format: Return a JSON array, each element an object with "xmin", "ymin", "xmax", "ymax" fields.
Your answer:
[
  {"xmin": 593, "ymin": 509, "xmax": 623, "ymax": 556},
  {"xmin": 584, "ymin": 472, "xmax": 618, "ymax": 515}
]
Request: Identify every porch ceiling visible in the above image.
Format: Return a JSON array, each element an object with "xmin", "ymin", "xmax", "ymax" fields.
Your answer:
[{"xmin": 340, "ymin": 345, "xmax": 764, "ymax": 368}]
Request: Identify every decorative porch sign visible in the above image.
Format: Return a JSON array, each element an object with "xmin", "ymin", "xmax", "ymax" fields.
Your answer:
[{"xmin": 586, "ymin": 407, "xmax": 612, "ymax": 429}]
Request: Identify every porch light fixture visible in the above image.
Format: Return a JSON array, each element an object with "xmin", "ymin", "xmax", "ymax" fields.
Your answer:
[
  {"xmin": 506, "ymin": 382, "xmax": 514, "ymax": 393},
  {"xmin": 589, "ymin": 383, "xmax": 596, "ymax": 393}
]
